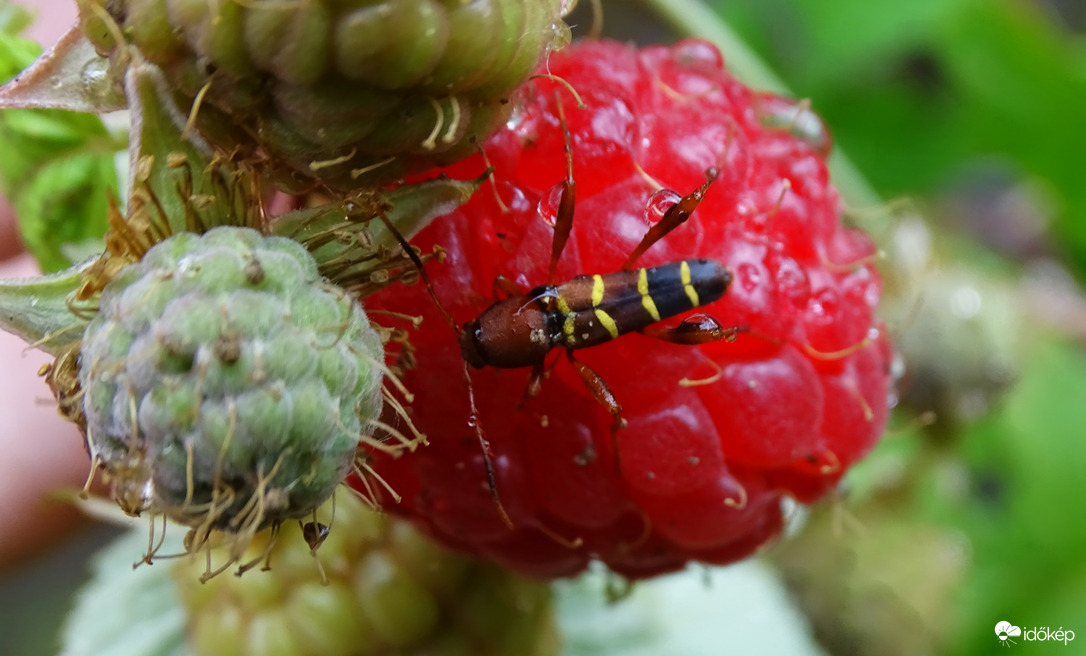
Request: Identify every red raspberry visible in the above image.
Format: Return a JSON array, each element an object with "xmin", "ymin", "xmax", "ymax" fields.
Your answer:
[{"xmin": 364, "ymin": 39, "xmax": 893, "ymax": 579}]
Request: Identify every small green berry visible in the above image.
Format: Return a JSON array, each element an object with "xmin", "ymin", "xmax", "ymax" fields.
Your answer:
[
  {"xmin": 79, "ymin": 227, "xmax": 393, "ymax": 551},
  {"xmin": 175, "ymin": 493, "xmax": 558, "ymax": 656}
]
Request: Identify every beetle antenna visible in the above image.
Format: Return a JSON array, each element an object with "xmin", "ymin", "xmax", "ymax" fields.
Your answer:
[
  {"xmin": 376, "ymin": 211, "xmax": 459, "ymax": 334},
  {"xmin": 377, "ymin": 210, "xmax": 515, "ymax": 529},
  {"xmin": 463, "ymin": 359, "xmax": 514, "ymax": 529}
]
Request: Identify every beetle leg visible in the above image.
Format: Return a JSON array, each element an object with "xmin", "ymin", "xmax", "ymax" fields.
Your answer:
[
  {"xmin": 513, "ymin": 361, "xmax": 553, "ymax": 428},
  {"xmin": 547, "ymin": 94, "xmax": 577, "ymax": 286},
  {"xmin": 462, "ymin": 360, "xmax": 514, "ymax": 529},
  {"xmin": 566, "ymin": 350, "xmax": 627, "ymax": 469},
  {"xmin": 523, "ymin": 360, "xmax": 547, "ymax": 401},
  {"xmin": 492, "ymin": 274, "xmax": 524, "ymax": 300},
  {"xmin": 623, "ymin": 167, "xmax": 719, "ymax": 270},
  {"xmin": 641, "ymin": 314, "xmax": 748, "ymax": 345}
]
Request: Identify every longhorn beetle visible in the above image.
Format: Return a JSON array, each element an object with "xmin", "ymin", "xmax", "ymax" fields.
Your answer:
[
  {"xmin": 451, "ymin": 99, "xmax": 742, "ymax": 526},
  {"xmin": 383, "ymin": 98, "xmax": 741, "ymax": 528}
]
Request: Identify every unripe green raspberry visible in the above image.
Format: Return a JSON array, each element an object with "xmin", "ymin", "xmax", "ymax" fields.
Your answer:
[
  {"xmin": 81, "ymin": 0, "xmax": 572, "ymax": 191},
  {"xmin": 79, "ymin": 226, "xmax": 388, "ymax": 540},
  {"xmin": 175, "ymin": 493, "xmax": 558, "ymax": 656}
]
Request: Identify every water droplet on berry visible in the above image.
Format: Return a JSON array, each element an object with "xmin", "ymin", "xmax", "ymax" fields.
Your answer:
[
  {"xmin": 862, "ymin": 280, "xmax": 880, "ymax": 307},
  {"xmin": 644, "ymin": 189, "xmax": 682, "ymax": 224},
  {"xmin": 734, "ymin": 195, "xmax": 755, "ymax": 215},
  {"xmin": 734, "ymin": 197, "xmax": 766, "ymax": 232},
  {"xmin": 506, "ymin": 185, "xmax": 531, "ymax": 213},
  {"xmin": 753, "ymin": 94, "xmax": 833, "ymax": 159},
  {"xmin": 506, "ymin": 105, "xmax": 527, "ymax": 132},
  {"xmin": 674, "ymin": 39, "xmax": 724, "ymax": 69},
  {"xmin": 537, "ymin": 183, "xmax": 564, "ymax": 227},
  {"xmin": 736, "ymin": 262, "xmax": 762, "ymax": 292},
  {"xmin": 808, "ymin": 288, "xmax": 839, "ymax": 318},
  {"xmin": 774, "ymin": 259, "xmax": 811, "ymax": 310}
]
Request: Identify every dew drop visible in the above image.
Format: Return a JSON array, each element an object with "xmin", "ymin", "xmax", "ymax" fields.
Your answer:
[
  {"xmin": 644, "ymin": 189, "xmax": 681, "ymax": 224},
  {"xmin": 81, "ymin": 58, "xmax": 111, "ymax": 93},
  {"xmin": 737, "ymin": 262, "xmax": 762, "ymax": 293},
  {"xmin": 734, "ymin": 198, "xmax": 758, "ymax": 217},
  {"xmin": 808, "ymin": 288, "xmax": 839, "ymax": 318},
  {"xmin": 774, "ymin": 260, "xmax": 810, "ymax": 309},
  {"xmin": 176, "ymin": 255, "xmax": 197, "ymax": 276},
  {"xmin": 753, "ymin": 95, "xmax": 833, "ymax": 158},
  {"xmin": 864, "ymin": 280, "xmax": 880, "ymax": 307},
  {"xmin": 537, "ymin": 182, "xmax": 564, "ymax": 227},
  {"xmin": 505, "ymin": 105, "xmax": 527, "ymax": 132},
  {"xmin": 674, "ymin": 39, "xmax": 724, "ymax": 69},
  {"xmin": 548, "ymin": 19, "xmax": 573, "ymax": 51},
  {"xmin": 506, "ymin": 185, "xmax": 531, "ymax": 213}
]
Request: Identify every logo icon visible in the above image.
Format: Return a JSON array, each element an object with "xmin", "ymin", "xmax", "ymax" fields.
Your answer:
[{"xmin": 996, "ymin": 621, "xmax": 1022, "ymax": 647}]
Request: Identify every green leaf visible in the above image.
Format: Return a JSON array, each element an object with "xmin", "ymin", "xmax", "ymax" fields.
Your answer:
[
  {"xmin": 557, "ymin": 564, "xmax": 828, "ymax": 655},
  {"xmin": 0, "ymin": 1, "xmax": 32, "ymax": 36},
  {"xmin": 946, "ymin": 338, "xmax": 1086, "ymax": 654},
  {"xmin": 0, "ymin": 14, "xmax": 122, "ymax": 272},
  {"xmin": 783, "ymin": 0, "xmax": 966, "ymax": 86},
  {"xmin": 936, "ymin": 0, "xmax": 1086, "ymax": 273},
  {"xmin": 0, "ymin": 3, "xmax": 35, "ymax": 79},
  {"xmin": 0, "ymin": 258, "xmax": 90, "ymax": 355},
  {"xmin": 61, "ymin": 527, "xmax": 191, "ymax": 656}
]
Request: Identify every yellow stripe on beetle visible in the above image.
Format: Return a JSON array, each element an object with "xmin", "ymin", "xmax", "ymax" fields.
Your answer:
[
  {"xmin": 591, "ymin": 274, "xmax": 606, "ymax": 307},
  {"xmin": 638, "ymin": 268, "xmax": 661, "ymax": 321},
  {"xmin": 594, "ymin": 308, "xmax": 620, "ymax": 339},
  {"xmin": 680, "ymin": 261, "xmax": 700, "ymax": 307},
  {"xmin": 556, "ymin": 294, "xmax": 577, "ymax": 341},
  {"xmin": 556, "ymin": 294, "xmax": 572, "ymax": 314}
]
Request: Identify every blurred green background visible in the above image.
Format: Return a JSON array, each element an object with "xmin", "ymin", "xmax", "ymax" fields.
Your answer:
[{"xmin": 3, "ymin": 0, "xmax": 1085, "ymax": 654}]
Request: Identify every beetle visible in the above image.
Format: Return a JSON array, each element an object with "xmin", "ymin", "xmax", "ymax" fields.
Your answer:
[
  {"xmin": 447, "ymin": 100, "xmax": 744, "ymax": 531},
  {"xmin": 460, "ymin": 257, "xmax": 731, "ymax": 369},
  {"xmin": 459, "ymin": 165, "xmax": 736, "ymax": 433},
  {"xmin": 388, "ymin": 99, "xmax": 741, "ymax": 528}
]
